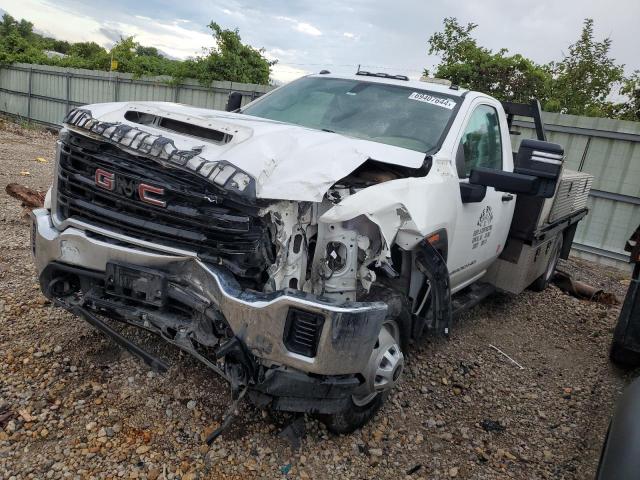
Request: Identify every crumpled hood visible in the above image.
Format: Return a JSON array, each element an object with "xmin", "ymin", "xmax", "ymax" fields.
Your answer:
[{"xmin": 70, "ymin": 101, "xmax": 426, "ymax": 202}]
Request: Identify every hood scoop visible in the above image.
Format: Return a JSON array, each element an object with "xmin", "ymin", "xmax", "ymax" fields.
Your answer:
[{"xmin": 124, "ymin": 110, "xmax": 233, "ymax": 145}]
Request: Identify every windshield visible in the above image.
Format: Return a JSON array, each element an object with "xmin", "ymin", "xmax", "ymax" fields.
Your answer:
[{"xmin": 241, "ymin": 76, "xmax": 458, "ymax": 153}]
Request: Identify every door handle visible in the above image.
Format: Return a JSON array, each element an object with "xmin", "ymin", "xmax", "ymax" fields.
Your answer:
[{"xmin": 502, "ymin": 194, "xmax": 514, "ymax": 202}]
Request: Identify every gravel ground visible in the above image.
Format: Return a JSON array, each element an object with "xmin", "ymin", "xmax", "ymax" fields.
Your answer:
[{"xmin": 0, "ymin": 119, "xmax": 635, "ymax": 479}]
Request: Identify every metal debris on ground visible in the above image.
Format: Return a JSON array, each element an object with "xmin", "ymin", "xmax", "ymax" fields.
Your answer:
[
  {"xmin": 488, "ymin": 344, "xmax": 525, "ymax": 370},
  {"xmin": 205, "ymin": 386, "xmax": 248, "ymax": 445},
  {"xmin": 277, "ymin": 415, "xmax": 306, "ymax": 450},
  {"xmin": 553, "ymin": 270, "xmax": 619, "ymax": 305}
]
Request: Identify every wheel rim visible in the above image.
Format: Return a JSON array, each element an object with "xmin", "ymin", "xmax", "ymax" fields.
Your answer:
[{"xmin": 352, "ymin": 319, "xmax": 404, "ymax": 407}]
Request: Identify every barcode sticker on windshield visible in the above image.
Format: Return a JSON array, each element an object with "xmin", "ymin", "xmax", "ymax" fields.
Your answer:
[{"xmin": 408, "ymin": 92, "xmax": 456, "ymax": 109}]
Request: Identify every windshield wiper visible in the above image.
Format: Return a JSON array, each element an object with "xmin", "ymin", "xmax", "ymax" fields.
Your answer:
[{"xmin": 321, "ymin": 128, "xmax": 336, "ymax": 133}]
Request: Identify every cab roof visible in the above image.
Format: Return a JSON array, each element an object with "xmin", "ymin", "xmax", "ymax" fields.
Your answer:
[{"xmin": 306, "ymin": 72, "xmax": 469, "ymax": 97}]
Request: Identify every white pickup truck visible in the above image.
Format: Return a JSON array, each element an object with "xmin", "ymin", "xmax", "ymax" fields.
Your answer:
[{"xmin": 31, "ymin": 71, "xmax": 592, "ymax": 434}]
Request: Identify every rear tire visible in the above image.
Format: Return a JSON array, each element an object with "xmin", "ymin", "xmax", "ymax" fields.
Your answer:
[
  {"xmin": 530, "ymin": 234, "xmax": 563, "ymax": 292},
  {"xmin": 318, "ymin": 287, "xmax": 410, "ymax": 434}
]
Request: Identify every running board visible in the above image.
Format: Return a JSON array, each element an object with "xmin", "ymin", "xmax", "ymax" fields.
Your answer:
[
  {"xmin": 70, "ymin": 305, "xmax": 170, "ymax": 373},
  {"xmin": 451, "ymin": 282, "xmax": 496, "ymax": 318}
]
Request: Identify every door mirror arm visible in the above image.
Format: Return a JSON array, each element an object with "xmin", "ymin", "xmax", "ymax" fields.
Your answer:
[{"xmin": 469, "ymin": 167, "xmax": 548, "ymax": 197}]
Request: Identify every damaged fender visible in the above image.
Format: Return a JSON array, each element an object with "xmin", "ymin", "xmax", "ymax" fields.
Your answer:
[{"xmin": 320, "ymin": 174, "xmax": 460, "ymax": 252}]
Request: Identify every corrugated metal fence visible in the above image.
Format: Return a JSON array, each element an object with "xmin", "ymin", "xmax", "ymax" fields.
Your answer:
[
  {"xmin": 513, "ymin": 114, "xmax": 640, "ymax": 267},
  {"xmin": 0, "ymin": 63, "xmax": 272, "ymax": 126},
  {"xmin": 1, "ymin": 63, "xmax": 638, "ymax": 267}
]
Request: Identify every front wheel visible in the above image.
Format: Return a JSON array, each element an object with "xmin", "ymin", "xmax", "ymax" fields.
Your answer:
[
  {"xmin": 319, "ymin": 290, "xmax": 410, "ymax": 434},
  {"xmin": 319, "ymin": 320, "xmax": 403, "ymax": 434}
]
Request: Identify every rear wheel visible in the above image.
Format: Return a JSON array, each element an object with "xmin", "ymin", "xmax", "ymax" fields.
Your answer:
[
  {"xmin": 319, "ymin": 289, "xmax": 410, "ymax": 434},
  {"xmin": 530, "ymin": 234, "xmax": 563, "ymax": 292}
]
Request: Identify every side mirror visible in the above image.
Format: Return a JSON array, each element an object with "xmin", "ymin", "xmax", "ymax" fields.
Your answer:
[
  {"xmin": 469, "ymin": 167, "xmax": 549, "ymax": 197},
  {"xmin": 226, "ymin": 92, "xmax": 243, "ymax": 112}
]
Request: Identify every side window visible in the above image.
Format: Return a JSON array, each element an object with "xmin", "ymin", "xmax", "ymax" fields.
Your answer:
[{"xmin": 458, "ymin": 105, "xmax": 503, "ymax": 178}]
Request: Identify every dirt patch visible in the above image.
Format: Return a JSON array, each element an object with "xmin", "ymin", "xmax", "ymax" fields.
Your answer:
[{"xmin": 0, "ymin": 120, "xmax": 635, "ymax": 479}]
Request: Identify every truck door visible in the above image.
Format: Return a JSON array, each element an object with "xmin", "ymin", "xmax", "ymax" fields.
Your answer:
[{"xmin": 448, "ymin": 101, "xmax": 515, "ymax": 291}]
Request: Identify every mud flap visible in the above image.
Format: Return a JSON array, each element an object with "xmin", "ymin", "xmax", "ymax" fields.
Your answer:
[{"xmin": 413, "ymin": 239, "xmax": 452, "ymax": 338}]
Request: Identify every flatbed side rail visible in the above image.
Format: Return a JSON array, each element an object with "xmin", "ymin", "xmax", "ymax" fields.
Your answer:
[{"xmin": 508, "ymin": 208, "xmax": 588, "ymax": 247}]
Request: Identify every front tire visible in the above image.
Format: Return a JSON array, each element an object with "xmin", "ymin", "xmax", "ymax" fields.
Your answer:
[
  {"xmin": 320, "ymin": 391, "xmax": 389, "ymax": 434},
  {"xmin": 318, "ymin": 288, "xmax": 410, "ymax": 434}
]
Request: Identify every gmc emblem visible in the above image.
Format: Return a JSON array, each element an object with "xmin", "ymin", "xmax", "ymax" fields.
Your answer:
[
  {"xmin": 95, "ymin": 168, "xmax": 114, "ymax": 191},
  {"xmin": 94, "ymin": 168, "xmax": 166, "ymax": 208}
]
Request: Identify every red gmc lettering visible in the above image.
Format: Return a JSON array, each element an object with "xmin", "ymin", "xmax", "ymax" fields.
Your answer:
[
  {"xmin": 138, "ymin": 183, "xmax": 166, "ymax": 208},
  {"xmin": 95, "ymin": 168, "xmax": 115, "ymax": 191}
]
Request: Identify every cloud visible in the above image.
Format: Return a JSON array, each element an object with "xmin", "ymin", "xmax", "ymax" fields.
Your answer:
[
  {"xmin": 275, "ymin": 15, "xmax": 322, "ymax": 36},
  {"xmin": 98, "ymin": 27, "xmax": 124, "ymax": 45},
  {"xmin": 271, "ymin": 64, "xmax": 310, "ymax": 84},
  {"xmin": 222, "ymin": 8, "xmax": 245, "ymax": 19},
  {"xmin": 295, "ymin": 22, "xmax": 322, "ymax": 36},
  {"xmin": 1, "ymin": 0, "xmax": 638, "ymax": 87}
]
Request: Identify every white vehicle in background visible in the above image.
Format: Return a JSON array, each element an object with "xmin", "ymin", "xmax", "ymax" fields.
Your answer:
[{"xmin": 31, "ymin": 70, "xmax": 592, "ymax": 435}]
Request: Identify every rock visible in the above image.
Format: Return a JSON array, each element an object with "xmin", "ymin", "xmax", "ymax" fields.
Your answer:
[
  {"xmin": 480, "ymin": 419, "xmax": 505, "ymax": 433},
  {"xmin": 449, "ymin": 466, "xmax": 459, "ymax": 477},
  {"xmin": 369, "ymin": 448, "xmax": 383, "ymax": 457},
  {"xmin": 136, "ymin": 445, "xmax": 151, "ymax": 455},
  {"xmin": 186, "ymin": 400, "xmax": 197, "ymax": 410},
  {"xmin": 147, "ymin": 469, "xmax": 160, "ymax": 480},
  {"xmin": 53, "ymin": 346, "xmax": 62, "ymax": 354},
  {"xmin": 85, "ymin": 422, "xmax": 97, "ymax": 432}
]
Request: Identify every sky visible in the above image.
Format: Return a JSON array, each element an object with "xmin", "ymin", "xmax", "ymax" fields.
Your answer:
[{"xmin": 0, "ymin": 0, "xmax": 638, "ymax": 84}]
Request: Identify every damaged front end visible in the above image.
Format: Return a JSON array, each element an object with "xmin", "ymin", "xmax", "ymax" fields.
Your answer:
[{"xmin": 33, "ymin": 107, "xmax": 413, "ymax": 422}]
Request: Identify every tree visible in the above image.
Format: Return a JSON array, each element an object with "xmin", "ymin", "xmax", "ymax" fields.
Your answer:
[
  {"xmin": 546, "ymin": 19, "xmax": 625, "ymax": 116},
  {"xmin": 0, "ymin": 13, "xmax": 276, "ymax": 85},
  {"xmin": 617, "ymin": 71, "xmax": 640, "ymax": 121},
  {"xmin": 0, "ymin": 14, "xmax": 46, "ymax": 65},
  {"xmin": 426, "ymin": 18, "xmax": 550, "ymax": 104},
  {"xmin": 192, "ymin": 22, "xmax": 275, "ymax": 85}
]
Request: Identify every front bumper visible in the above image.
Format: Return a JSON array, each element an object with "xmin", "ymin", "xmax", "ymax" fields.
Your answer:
[{"xmin": 31, "ymin": 208, "xmax": 387, "ymax": 376}]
